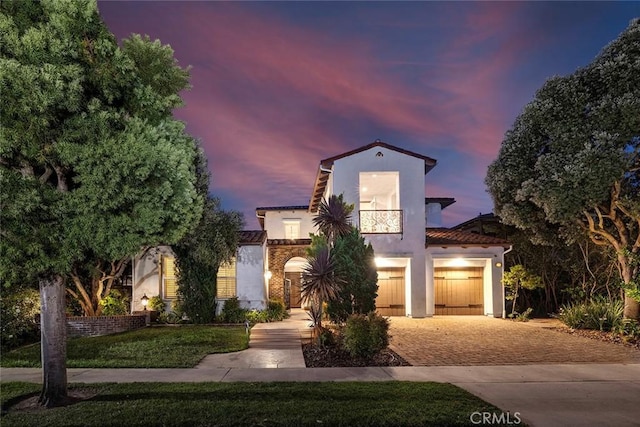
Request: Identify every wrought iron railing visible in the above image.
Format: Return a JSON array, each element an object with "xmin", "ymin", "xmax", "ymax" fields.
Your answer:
[{"xmin": 359, "ymin": 210, "xmax": 403, "ymax": 234}]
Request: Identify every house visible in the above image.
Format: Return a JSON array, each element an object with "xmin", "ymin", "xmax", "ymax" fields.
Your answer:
[{"xmin": 132, "ymin": 140, "xmax": 511, "ymax": 318}]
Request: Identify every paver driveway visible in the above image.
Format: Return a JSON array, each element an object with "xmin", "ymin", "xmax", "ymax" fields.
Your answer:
[{"xmin": 388, "ymin": 316, "xmax": 640, "ymax": 365}]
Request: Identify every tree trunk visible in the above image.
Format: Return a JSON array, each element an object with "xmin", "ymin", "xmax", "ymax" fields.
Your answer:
[
  {"xmin": 620, "ymin": 257, "xmax": 640, "ymax": 320},
  {"xmin": 38, "ymin": 274, "xmax": 68, "ymax": 407},
  {"xmin": 624, "ymin": 295, "xmax": 639, "ymax": 320}
]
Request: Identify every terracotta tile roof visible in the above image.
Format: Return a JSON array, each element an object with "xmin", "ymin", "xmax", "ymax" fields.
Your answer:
[
  {"xmin": 310, "ymin": 140, "xmax": 438, "ymax": 212},
  {"xmin": 267, "ymin": 238, "xmax": 312, "ymax": 246},
  {"xmin": 426, "ymin": 228, "xmax": 511, "ymax": 248},
  {"xmin": 239, "ymin": 230, "xmax": 267, "ymax": 245}
]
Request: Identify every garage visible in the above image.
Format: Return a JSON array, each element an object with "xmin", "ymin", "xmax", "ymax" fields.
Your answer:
[
  {"xmin": 376, "ymin": 268, "xmax": 405, "ymax": 316},
  {"xmin": 434, "ymin": 267, "xmax": 484, "ymax": 315}
]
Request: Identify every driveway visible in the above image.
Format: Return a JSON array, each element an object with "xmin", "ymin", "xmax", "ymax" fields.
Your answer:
[{"xmin": 388, "ymin": 316, "xmax": 640, "ymax": 365}]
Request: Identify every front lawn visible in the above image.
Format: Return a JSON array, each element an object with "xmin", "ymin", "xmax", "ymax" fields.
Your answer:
[
  {"xmin": 0, "ymin": 381, "xmax": 512, "ymax": 427},
  {"xmin": 0, "ymin": 325, "xmax": 248, "ymax": 368}
]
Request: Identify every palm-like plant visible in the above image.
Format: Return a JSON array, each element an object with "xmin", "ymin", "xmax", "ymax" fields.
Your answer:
[
  {"xmin": 312, "ymin": 194, "xmax": 354, "ymax": 245},
  {"xmin": 301, "ymin": 246, "xmax": 343, "ymax": 333}
]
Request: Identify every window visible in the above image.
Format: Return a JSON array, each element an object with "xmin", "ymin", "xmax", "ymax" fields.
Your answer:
[
  {"xmin": 161, "ymin": 255, "xmax": 177, "ymax": 299},
  {"xmin": 283, "ymin": 219, "xmax": 301, "ymax": 239},
  {"xmin": 217, "ymin": 258, "xmax": 237, "ymax": 299},
  {"xmin": 359, "ymin": 172, "xmax": 402, "ymax": 234}
]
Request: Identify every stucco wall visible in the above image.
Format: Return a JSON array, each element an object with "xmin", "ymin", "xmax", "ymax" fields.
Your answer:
[
  {"xmin": 132, "ymin": 246, "xmax": 174, "ymax": 312},
  {"xmin": 263, "ymin": 209, "xmax": 316, "ymax": 239},
  {"xmin": 235, "ymin": 243, "xmax": 268, "ymax": 311},
  {"xmin": 330, "ymin": 146, "xmax": 428, "ymax": 317}
]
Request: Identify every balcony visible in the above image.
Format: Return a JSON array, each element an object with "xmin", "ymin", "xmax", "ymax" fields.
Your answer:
[{"xmin": 359, "ymin": 210, "xmax": 403, "ymax": 235}]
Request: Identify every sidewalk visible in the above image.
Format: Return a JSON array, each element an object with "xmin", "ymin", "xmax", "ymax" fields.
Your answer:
[{"xmin": 2, "ymin": 311, "xmax": 640, "ymax": 427}]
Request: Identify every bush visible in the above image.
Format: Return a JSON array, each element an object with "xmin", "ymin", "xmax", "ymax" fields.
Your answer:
[
  {"xmin": 99, "ymin": 290, "xmax": 129, "ymax": 316},
  {"xmin": 220, "ymin": 297, "xmax": 248, "ymax": 324},
  {"xmin": 613, "ymin": 318, "xmax": 640, "ymax": 341},
  {"xmin": 342, "ymin": 312, "xmax": 389, "ymax": 360},
  {"xmin": 558, "ymin": 297, "xmax": 624, "ymax": 331},
  {"xmin": 1, "ymin": 288, "xmax": 41, "ymax": 351},
  {"xmin": 157, "ymin": 311, "xmax": 182, "ymax": 324},
  {"xmin": 148, "ymin": 295, "xmax": 166, "ymax": 312},
  {"xmin": 265, "ymin": 299, "xmax": 288, "ymax": 321}
]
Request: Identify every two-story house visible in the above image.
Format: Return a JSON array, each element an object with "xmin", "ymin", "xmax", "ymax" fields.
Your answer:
[{"xmin": 131, "ymin": 140, "xmax": 511, "ymax": 318}]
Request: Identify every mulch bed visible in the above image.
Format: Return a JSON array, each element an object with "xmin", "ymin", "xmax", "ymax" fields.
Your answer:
[
  {"xmin": 553, "ymin": 326, "xmax": 640, "ymax": 351},
  {"xmin": 302, "ymin": 342, "xmax": 410, "ymax": 367}
]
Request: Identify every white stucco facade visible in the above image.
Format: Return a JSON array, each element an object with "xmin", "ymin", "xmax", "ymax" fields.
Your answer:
[
  {"xmin": 235, "ymin": 241, "xmax": 268, "ymax": 311},
  {"xmin": 326, "ymin": 145, "xmax": 430, "ymax": 317}
]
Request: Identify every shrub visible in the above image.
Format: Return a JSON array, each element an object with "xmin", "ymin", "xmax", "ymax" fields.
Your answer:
[
  {"xmin": 613, "ymin": 319, "xmax": 640, "ymax": 341},
  {"xmin": 148, "ymin": 295, "xmax": 166, "ymax": 312},
  {"xmin": 342, "ymin": 312, "xmax": 389, "ymax": 360},
  {"xmin": 558, "ymin": 297, "xmax": 623, "ymax": 331},
  {"xmin": 265, "ymin": 299, "xmax": 288, "ymax": 321},
  {"xmin": 158, "ymin": 311, "xmax": 182, "ymax": 324},
  {"xmin": 245, "ymin": 309, "xmax": 268, "ymax": 324},
  {"xmin": 220, "ymin": 297, "xmax": 248, "ymax": 324},
  {"xmin": 99, "ymin": 290, "xmax": 129, "ymax": 316},
  {"xmin": 0, "ymin": 288, "xmax": 40, "ymax": 351}
]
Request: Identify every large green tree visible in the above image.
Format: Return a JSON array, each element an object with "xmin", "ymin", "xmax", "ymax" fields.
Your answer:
[
  {"xmin": 0, "ymin": 0, "xmax": 203, "ymax": 406},
  {"xmin": 486, "ymin": 20, "xmax": 640, "ymax": 319}
]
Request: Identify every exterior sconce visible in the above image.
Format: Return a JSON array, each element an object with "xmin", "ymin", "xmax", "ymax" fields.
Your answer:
[
  {"xmin": 264, "ymin": 271, "xmax": 272, "ymax": 280},
  {"xmin": 141, "ymin": 294, "xmax": 149, "ymax": 311},
  {"xmin": 495, "ymin": 262, "xmax": 503, "ymax": 268}
]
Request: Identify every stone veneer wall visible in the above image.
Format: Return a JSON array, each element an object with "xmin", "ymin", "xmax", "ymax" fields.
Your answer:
[
  {"xmin": 66, "ymin": 314, "xmax": 147, "ymax": 338},
  {"xmin": 267, "ymin": 244, "xmax": 309, "ymax": 302}
]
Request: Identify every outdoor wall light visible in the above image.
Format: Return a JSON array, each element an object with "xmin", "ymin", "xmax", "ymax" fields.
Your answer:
[
  {"xmin": 495, "ymin": 262, "xmax": 503, "ymax": 268},
  {"xmin": 141, "ymin": 294, "xmax": 149, "ymax": 311},
  {"xmin": 264, "ymin": 271, "xmax": 272, "ymax": 280}
]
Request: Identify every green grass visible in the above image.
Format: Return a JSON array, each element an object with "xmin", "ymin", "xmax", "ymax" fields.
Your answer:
[
  {"xmin": 0, "ymin": 325, "xmax": 248, "ymax": 368},
  {"xmin": 0, "ymin": 381, "xmax": 514, "ymax": 426}
]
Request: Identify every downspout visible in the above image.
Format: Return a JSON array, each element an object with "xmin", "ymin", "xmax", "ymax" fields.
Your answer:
[
  {"xmin": 501, "ymin": 245, "xmax": 513, "ymax": 319},
  {"xmin": 131, "ymin": 255, "xmax": 136, "ymax": 314}
]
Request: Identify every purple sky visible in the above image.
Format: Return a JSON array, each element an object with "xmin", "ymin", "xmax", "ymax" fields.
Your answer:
[{"xmin": 98, "ymin": 1, "xmax": 638, "ymax": 230}]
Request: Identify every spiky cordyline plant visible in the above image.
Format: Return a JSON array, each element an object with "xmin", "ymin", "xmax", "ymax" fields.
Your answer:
[
  {"xmin": 312, "ymin": 195, "xmax": 354, "ymax": 245},
  {"xmin": 301, "ymin": 246, "xmax": 343, "ymax": 331}
]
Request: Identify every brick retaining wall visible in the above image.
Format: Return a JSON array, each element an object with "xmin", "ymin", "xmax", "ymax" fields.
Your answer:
[{"xmin": 66, "ymin": 314, "xmax": 147, "ymax": 338}]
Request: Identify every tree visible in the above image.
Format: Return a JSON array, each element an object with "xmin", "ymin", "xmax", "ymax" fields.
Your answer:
[
  {"xmin": 502, "ymin": 265, "xmax": 544, "ymax": 317},
  {"xmin": 486, "ymin": 20, "xmax": 640, "ymax": 319},
  {"xmin": 312, "ymin": 194, "xmax": 354, "ymax": 246},
  {"xmin": 174, "ymin": 196, "xmax": 244, "ymax": 324},
  {"xmin": 302, "ymin": 194, "xmax": 354, "ymax": 336},
  {"xmin": 327, "ymin": 227, "xmax": 378, "ymax": 323},
  {"xmin": 0, "ymin": 0, "xmax": 203, "ymax": 406}
]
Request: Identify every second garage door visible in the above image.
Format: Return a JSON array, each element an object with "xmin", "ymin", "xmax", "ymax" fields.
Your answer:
[
  {"xmin": 434, "ymin": 267, "xmax": 484, "ymax": 315},
  {"xmin": 376, "ymin": 268, "xmax": 405, "ymax": 316}
]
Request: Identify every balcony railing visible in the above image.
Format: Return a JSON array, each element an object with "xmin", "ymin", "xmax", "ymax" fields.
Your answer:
[{"xmin": 359, "ymin": 210, "xmax": 403, "ymax": 235}]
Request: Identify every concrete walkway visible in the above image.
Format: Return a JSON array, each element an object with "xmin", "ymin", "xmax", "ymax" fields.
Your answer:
[
  {"xmin": 196, "ymin": 308, "xmax": 310, "ymax": 369},
  {"xmin": 2, "ymin": 311, "xmax": 640, "ymax": 427}
]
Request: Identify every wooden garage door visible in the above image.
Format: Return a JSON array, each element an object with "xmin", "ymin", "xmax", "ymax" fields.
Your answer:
[
  {"xmin": 434, "ymin": 268, "xmax": 483, "ymax": 315},
  {"xmin": 376, "ymin": 268, "xmax": 405, "ymax": 316}
]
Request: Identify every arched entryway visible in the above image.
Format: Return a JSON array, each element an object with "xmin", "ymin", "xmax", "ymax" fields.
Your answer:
[
  {"xmin": 266, "ymin": 240, "xmax": 310, "ymax": 305},
  {"xmin": 284, "ymin": 257, "xmax": 306, "ymax": 308}
]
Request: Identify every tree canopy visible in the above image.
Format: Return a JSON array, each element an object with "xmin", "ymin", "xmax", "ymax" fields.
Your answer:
[
  {"xmin": 486, "ymin": 19, "xmax": 640, "ymax": 319},
  {"xmin": 0, "ymin": 0, "xmax": 203, "ymax": 405}
]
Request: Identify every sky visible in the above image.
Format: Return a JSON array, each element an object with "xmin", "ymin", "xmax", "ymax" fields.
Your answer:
[{"xmin": 98, "ymin": 1, "xmax": 638, "ymax": 230}]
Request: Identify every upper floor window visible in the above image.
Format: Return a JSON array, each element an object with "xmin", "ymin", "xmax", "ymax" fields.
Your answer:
[
  {"xmin": 359, "ymin": 172, "xmax": 402, "ymax": 234},
  {"xmin": 161, "ymin": 255, "xmax": 177, "ymax": 299},
  {"xmin": 217, "ymin": 258, "xmax": 237, "ymax": 299},
  {"xmin": 283, "ymin": 219, "xmax": 301, "ymax": 239}
]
